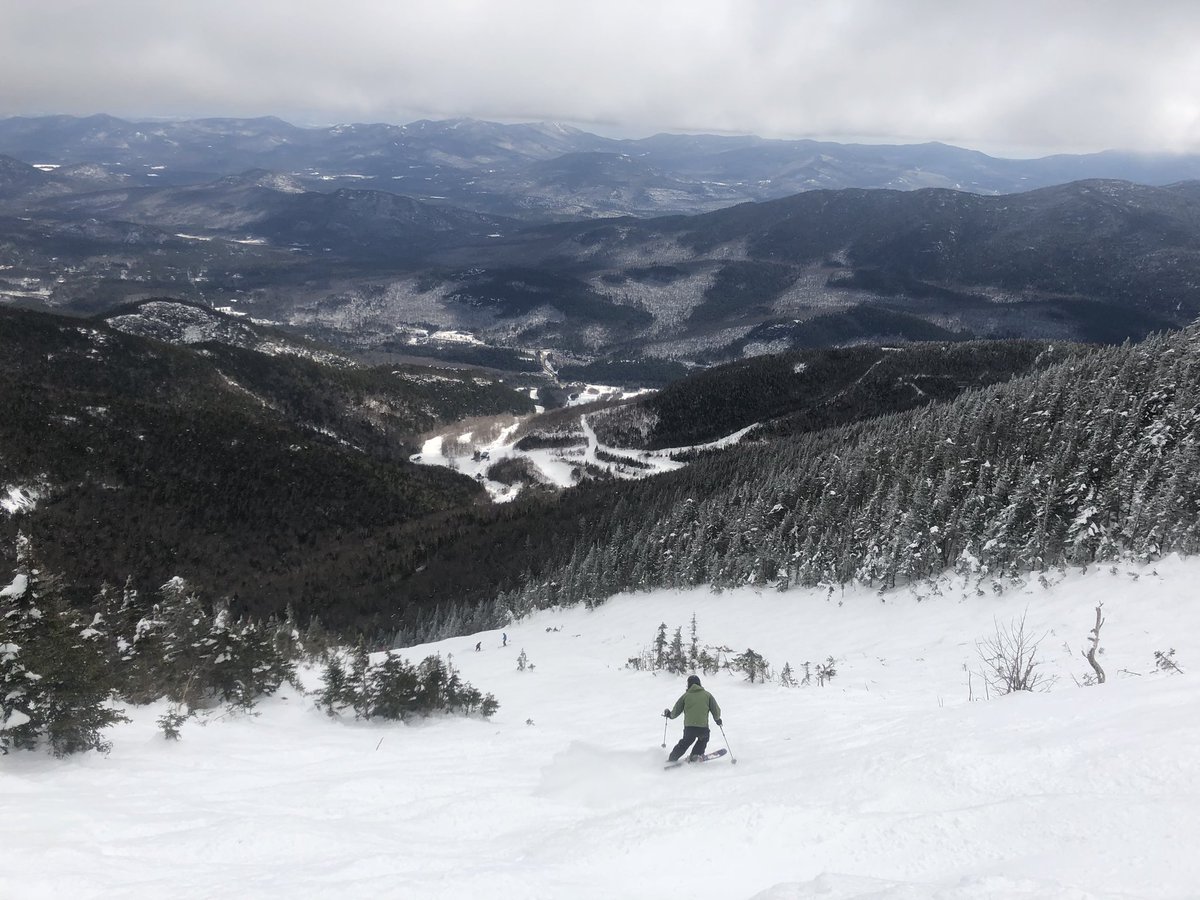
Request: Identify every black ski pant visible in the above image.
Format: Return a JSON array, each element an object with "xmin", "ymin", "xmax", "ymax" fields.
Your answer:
[{"xmin": 668, "ymin": 725, "xmax": 710, "ymax": 761}]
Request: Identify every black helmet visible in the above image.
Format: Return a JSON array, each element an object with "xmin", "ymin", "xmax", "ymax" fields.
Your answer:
[{"xmin": 686, "ymin": 675, "xmax": 701, "ymax": 687}]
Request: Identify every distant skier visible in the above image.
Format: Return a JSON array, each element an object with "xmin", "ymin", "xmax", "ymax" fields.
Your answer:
[
  {"xmin": 475, "ymin": 641, "xmax": 482, "ymax": 652},
  {"xmin": 502, "ymin": 632, "xmax": 508, "ymax": 647},
  {"xmin": 662, "ymin": 674, "xmax": 722, "ymax": 763}
]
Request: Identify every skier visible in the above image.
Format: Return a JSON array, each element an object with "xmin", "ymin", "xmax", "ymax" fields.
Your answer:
[{"xmin": 662, "ymin": 674, "xmax": 722, "ymax": 763}]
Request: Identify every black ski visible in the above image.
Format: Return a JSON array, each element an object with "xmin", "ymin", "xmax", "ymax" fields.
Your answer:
[{"xmin": 663, "ymin": 748, "xmax": 728, "ymax": 769}]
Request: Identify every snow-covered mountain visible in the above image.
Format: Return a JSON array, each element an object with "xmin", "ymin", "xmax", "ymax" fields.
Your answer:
[
  {"xmin": 7, "ymin": 115, "xmax": 1200, "ymax": 217},
  {"xmin": 4, "ymin": 557, "xmax": 1197, "ymax": 899}
]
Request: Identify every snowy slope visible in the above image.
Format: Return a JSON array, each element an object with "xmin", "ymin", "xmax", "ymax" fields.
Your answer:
[
  {"xmin": 3, "ymin": 558, "xmax": 1200, "ymax": 899},
  {"xmin": 413, "ymin": 411, "xmax": 757, "ymax": 502}
]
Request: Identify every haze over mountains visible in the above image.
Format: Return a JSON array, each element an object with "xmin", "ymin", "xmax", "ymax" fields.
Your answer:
[
  {"xmin": 5, "ymin": 114, "xmax": 1200, "ymax": 217},
  {"xmin": 4, "ymin": 115, "xmax": 1200, "ymax": 369}
]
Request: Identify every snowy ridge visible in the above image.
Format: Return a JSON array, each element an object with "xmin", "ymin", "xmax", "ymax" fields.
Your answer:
[
  {"xmin": 2, "ymin": 557, "xmax": 1198, "ymax": 898},
  {"xmin": 105, "ymin": 301, "xmax": 351, "ymax": 367}
]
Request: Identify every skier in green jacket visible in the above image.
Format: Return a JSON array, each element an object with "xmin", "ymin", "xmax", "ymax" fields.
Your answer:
[{"xmin": 663, "ymin": 674, "xmax": 722, "ymax": 762}]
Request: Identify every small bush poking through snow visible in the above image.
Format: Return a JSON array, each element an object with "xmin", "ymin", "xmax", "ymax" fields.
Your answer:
[
  {"xmin": 1154, "ymin": 648, "xmax": 1183, "ymax": 674},
  {"xmin": 976, "ymin": 611, "xmax": 1052, "ymax": 695},
  {"xmin": 319, "ymin": 649, "xmax": 498, "ymax": 721}
]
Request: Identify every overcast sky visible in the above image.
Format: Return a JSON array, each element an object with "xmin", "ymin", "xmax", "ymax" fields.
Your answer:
[{"xmin": 1, "ymin": 0, "xmax": 1197, "ymax": 157}]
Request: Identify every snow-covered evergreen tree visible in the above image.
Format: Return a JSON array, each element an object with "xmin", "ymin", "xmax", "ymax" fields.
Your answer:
[
  {"xmin": 731, "ymin": 648, "xmax": 770, "ymax": 683},
  {"xmin": 0, "ymin": 541, "xmax": 126, "ymax": 756}
]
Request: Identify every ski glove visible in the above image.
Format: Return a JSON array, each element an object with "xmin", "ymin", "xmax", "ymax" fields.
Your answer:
[
  {"xmin": 715, "ymin": 718, "xmax": 723, "ymax": 726},
  {"xmin": 662, "ymin": 708, "xmax": 671, "ymax": 718}
]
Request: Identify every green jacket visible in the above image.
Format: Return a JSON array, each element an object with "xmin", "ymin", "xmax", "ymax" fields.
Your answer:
[{"xmin": 669, "ymin": 684, "xmax": 720, "ymax": 728}]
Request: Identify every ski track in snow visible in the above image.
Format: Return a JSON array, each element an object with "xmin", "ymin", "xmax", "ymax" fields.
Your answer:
[{"xmin": 3, "ymin": 558, "xmax": 1200, "ymax": 899}]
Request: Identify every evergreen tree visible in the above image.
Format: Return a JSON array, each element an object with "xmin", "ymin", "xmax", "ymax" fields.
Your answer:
[
  {"xmin": 653, "ymin": 623, "xmax": 668, "ymax": 669},
  {"xmin": 317, "ymin": 654, "xmax": 352, "ymax": 716},
  {"xmin": 731, "ymin": 648, "xmax": 770, "ymax": 683},
  {"xmin": 666, "ymin": 627, "xmax": 687, "ymax": 674},
  {"xmin": 115, "ymin": 578, "xmax": 297, "ymax": 712},
  {"xmin": 368, "ymin": 653, "xmax": 421, "ymax": 721},
  {"xmin": 780, "ymin": 662, "xmax": 797, "ymax": 687},
  {"xmin": 1, "ymin": 543, "xmax": 127, "ymax": 756}
]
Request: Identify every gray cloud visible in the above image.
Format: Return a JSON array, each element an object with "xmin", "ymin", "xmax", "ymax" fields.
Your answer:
[{"xmin": 2, "ymin": 0, "xmax": 1197, "ymax": 155}]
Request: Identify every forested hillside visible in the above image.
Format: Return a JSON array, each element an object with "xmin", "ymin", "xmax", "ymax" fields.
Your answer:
[
  {"xmin": 6, "ymin": 302, "xmax": 1200, "ymax": 645},
  {"xmin": 591, "ymin": 341, "xmax": 1072, "ymax": 449},
  {"xmin": 495, "ymin": 323, "xmax": 1200, "ymax": 619},
  {"xmin": 0, "ymin": 306, "xmax": 533, "ymax": 625}
]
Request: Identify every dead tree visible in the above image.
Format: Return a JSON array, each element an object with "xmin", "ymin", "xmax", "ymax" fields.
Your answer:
[{"xmin": 1081, "ymin": 603, "xmax": 1105, "ymax": 684}]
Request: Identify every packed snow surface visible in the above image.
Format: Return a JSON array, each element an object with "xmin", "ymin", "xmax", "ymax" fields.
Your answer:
[{"xmin": 3, "ymin": 558, "xmax": 1200, "ymax": 899}]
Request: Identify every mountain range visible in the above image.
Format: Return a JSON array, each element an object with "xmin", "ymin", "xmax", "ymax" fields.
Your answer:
[
  {"xmin": 4, "ymin": 121, "xmax": 1200, "ymax": 366},
  {"xmin": 6, "ymin": 114, "xmax": 1200, "ymax": 219}
]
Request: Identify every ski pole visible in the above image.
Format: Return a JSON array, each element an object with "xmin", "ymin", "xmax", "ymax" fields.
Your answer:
[
  {"xmin": 718, "ymin": 722, "xmax": 736, "ymax": 764},
  {"xmin": 661, "ymin": 715, "xmax": 669, "ymax": 748}
]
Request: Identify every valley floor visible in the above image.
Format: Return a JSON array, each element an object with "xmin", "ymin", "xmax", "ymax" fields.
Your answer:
[{"xmin": 3, "ymin": 558, "xmax": 1199, "ymax": 899}]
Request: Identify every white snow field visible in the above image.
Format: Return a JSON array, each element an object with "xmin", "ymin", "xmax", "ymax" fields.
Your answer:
[
  {"xmin": 4, "ymin": 557, "xmax": 1200, "ymax": 899},
  {"xmin": 414, "ymin": 413, "xmax": 759, "ymax": 502}
]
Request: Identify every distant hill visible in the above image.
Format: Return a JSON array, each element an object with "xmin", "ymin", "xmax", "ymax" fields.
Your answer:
[{"xmin": 413, "ymin": 178, "xmax": 1199, "ymax": 358}]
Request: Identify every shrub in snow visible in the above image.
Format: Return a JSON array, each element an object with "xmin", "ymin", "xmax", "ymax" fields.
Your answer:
[
  {"xmin": 815, "ymin": 656, "xmax": 838, "ymax": 686},
  {"xmin": 1154, "ymin": 648, "xmax": 1183, "ymax": 674},
  {"xmin": 779, "ymin": 662, "xmax": 797, "ymax": 687},
  {"xmin": 321, "ymin": 649, "xmax": 498, "ymax": 721},
  {"xmin": 731, "ymin": 648, "xmax": 772, "ymax": 683},
  {"xmin": 976, "ymin": 612, "xmax": 1051, "ymax": 695},
  {"xmin": 156, "ymin": 707, "xmax": 191, "ymax": 741},
  {"xmin": 626, "ymin": 617, "xmax": 734, "ymax": 677}
]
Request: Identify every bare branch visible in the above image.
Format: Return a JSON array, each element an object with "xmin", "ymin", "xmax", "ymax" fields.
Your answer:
[{"xmin": 1082, "ymin": 603, "xmax": 1106, "ymax": 685}]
